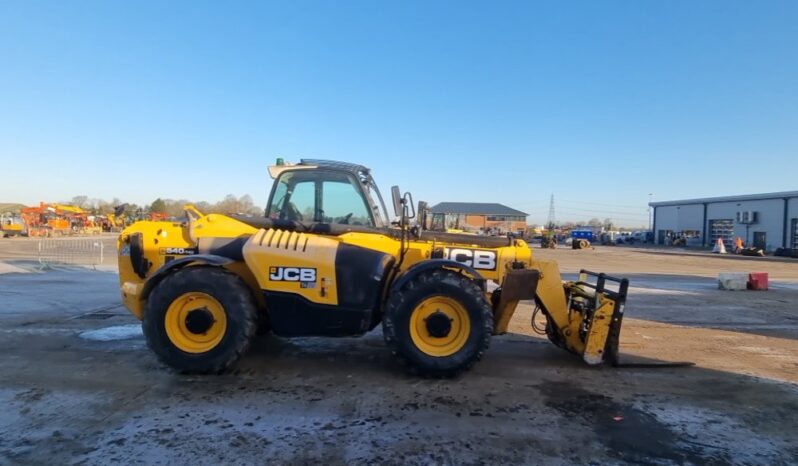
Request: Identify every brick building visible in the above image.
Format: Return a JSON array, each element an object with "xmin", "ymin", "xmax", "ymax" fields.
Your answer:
[{"xmin": 430, "ymin": 202, "xmax": 528, "ymax": 235}]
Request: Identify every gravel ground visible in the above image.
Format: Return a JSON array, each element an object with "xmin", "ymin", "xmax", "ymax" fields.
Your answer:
[{"xmin": 0, "ymin": 241, "xmax": 797, "ymax": 465}]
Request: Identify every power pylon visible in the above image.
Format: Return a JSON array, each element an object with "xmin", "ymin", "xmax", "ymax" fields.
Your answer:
[{"xmin": 546, "ymin": 194, "xmax": 556, "ymax": 230}]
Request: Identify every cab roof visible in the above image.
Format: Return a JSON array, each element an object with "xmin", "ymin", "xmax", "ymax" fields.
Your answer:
[
  {"xmin": 299, "ymin": 159, "xmax": 370, "ymax": 175},
  {"xmin": 268, "ymin": 159, "xmax": 371, "ymax": 179}
]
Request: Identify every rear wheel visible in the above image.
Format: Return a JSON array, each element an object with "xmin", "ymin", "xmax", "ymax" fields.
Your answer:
[
  {"xmin": 143, "ymin": 266, "xmax": 258, "ymax": 373},
  {"xmin": 383, "ymin": 269, "xmax": 493, "ymax": 377}
]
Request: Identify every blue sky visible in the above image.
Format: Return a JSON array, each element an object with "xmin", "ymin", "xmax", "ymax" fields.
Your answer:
[{"xmin": 1, "ymin": 1, "xmax": 796, "ymax": 226}]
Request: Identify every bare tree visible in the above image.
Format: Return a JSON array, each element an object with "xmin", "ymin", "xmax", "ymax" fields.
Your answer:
[
  {"xmin": 70, "ymin": 195, "xmax": 89, "ymax": 208},
  {"xmin": 587, "ymin": 218, "xmax": 602, "ymax": 228},
  {"xmin": 211, "ymin": 194, "xmax": 261, "ymax": 216}
]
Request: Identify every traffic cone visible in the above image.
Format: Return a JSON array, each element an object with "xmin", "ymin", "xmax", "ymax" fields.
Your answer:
[{"xmin": 712, "ymin": 238, "xmax": 727, "ymax": 254}]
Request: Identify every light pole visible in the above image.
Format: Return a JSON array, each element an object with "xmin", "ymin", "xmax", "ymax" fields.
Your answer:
[{"xmin": 648, "ymin": 193, "xmax": 653, "ymax": 231}]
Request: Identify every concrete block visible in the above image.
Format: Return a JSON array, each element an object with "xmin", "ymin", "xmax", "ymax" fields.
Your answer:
[
  {"xmin": 748, "ymin": 272, "xmax": 769, "ymax": 291},
  {"xmin": 718, "ymin": 272, "xmax": 748, "ymax": 291}
]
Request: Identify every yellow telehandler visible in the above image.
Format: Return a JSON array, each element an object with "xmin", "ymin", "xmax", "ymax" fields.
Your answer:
[{"xmin": 117, "ymin": 159, "xmax": 629, "ymax": 376}]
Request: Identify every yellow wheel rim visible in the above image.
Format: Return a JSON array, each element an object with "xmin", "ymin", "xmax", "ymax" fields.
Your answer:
[
  {"xmin": 164, "ymin": 292, "xmax": 227, "ymax": 353},
  {"xmin": 409, "ymin": 296, "xmax": 471, "ymax": 357}
]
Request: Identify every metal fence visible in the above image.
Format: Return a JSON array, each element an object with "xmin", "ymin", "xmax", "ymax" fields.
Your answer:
[{"xmin": 38, "ymin": 238, "xmax": 105, "ymax": 269}]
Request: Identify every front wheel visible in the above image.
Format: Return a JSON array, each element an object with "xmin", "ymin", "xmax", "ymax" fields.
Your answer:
[
  {"xmin": 143, "ymin": 266, "xmax": 258, "ymax": 373},
  {"xmin": 383, "ymin": 269, "xmax": 493, "ymax": 377}
]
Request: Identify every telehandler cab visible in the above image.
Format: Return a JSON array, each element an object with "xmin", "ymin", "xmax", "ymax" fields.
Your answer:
[{"xmin": 117, "ymin": 159, "xmax": 629, "ymax": 376}]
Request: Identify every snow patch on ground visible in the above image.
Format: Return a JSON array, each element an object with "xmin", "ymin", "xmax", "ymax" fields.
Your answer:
[
  {"xmin": 0, "ymin": 261, "xmax": 31, "ymax": 274},
  {"xmin": 0, "ymin": 261, "xmax": 117, "ymax": 275},
  {"xmin": 0, "ymin": 328, "xmax": 76, "ymax": 335},
  {"xmin": 633, "ymin": 401, "xmax": 784, "ymax": 464},
  {"xmin": 79, "ymin": 324, "xmax": 142, "ymax": 341},
  {"xmin": 78, "ymin": 399, "xmax": 569, "ymax": 466},
  {"xmin": 628, "ymin": 286, "xmax": 698, "ymax": 296},
  {"xmin": 771, "ymin": 281, "xmax": 798, "ymax": 290}
]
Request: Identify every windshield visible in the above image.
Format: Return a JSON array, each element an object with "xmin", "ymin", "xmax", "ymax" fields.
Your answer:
[{"xmin": 267, "ymin": 170, "xmax": 376, "ymax": 226}]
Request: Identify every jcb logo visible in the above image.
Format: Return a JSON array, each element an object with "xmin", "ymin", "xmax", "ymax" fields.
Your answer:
[
  {"xmin": 444, "ymin": 248, "xmax": 497, "ymax": 271},
  {"xmin": 269, "ymin": 267, "xmax": 317, "ymax": 282}
]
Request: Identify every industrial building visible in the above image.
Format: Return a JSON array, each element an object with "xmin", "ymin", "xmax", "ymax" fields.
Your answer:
[
  {"xmin": 430, "ymin": 202, "xmax": 528, "ymax": 235},
  {"xmin": 650, "ymin": 191, "xmax": 798, "ymax": 251}
]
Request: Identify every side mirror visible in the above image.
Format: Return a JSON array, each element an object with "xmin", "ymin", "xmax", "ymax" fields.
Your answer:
[{"xmin": 391, "ymin": 185, "xmax": 402, "ymax": 216}]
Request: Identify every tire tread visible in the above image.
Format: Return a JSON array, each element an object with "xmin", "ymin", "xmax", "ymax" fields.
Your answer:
[
  {"xmin": 383, "ymin": 269, "xmax": 492, "ymax": 377},
  {"xmin": 142, "ymin": 266, "xmax": 257, "ymax": 374}
]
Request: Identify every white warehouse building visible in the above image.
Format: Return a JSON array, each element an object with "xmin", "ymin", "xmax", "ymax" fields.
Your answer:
[{"xmin": 650, "ymin": 191, "xmax": 798, "ymax": 251}]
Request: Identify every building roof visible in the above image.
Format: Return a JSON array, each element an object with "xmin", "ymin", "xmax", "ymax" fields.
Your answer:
[
  {"xmin": 650, "ymin": 190, "xmax": 798, "ymax": 207},
  {"xmin": 430, "ymin": 202, "xmax": 528, "ymax": 216}
]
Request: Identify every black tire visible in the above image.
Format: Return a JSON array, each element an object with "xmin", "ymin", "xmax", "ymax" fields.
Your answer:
[
  {"xmin": 143, "ymin": 266, "xmax": 258, "ymax": 374},
  {"xmin": 383, "ymin": 269, "xmax": 493, "ymax": 377}
]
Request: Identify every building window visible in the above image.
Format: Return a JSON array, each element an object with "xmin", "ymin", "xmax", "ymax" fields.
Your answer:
[
  {"xmin": 486, "ymin": 215, "xmax": 525, "ymax": 222},
  {"xmin": 792, "ymin": 218, "xmax": 798, "ymax": 249}
]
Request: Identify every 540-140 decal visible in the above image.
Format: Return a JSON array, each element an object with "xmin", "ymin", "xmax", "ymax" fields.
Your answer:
[{"xmin": 159, "ymin": 247, "xmax": 198, "ymax": 255}]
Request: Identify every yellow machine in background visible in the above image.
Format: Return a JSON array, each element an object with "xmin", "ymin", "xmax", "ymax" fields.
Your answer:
[
  {"xmin": 106, "ymin": 213, "xmax": 127, "ymax": 231},
  {"xmin": 0, "ymin": 214, "xmax": 24, "ymax": 237},
  {"xmin": 117, "ymin": 159, "xmax": 629, "ymax": 376}
]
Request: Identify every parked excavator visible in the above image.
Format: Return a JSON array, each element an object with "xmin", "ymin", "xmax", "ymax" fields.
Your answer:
[{"xmin": 117, "ymin": 159, "xmax": 629, "ymax": 376}]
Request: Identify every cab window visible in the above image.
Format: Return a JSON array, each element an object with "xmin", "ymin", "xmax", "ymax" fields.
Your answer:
[
  {"xmin": 321, "ymin": 180, "xmax": 372, "ymax": 226},
  {"xmin": 266, "ymin": 170, "xmax": 374, "ymax": 226}
]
